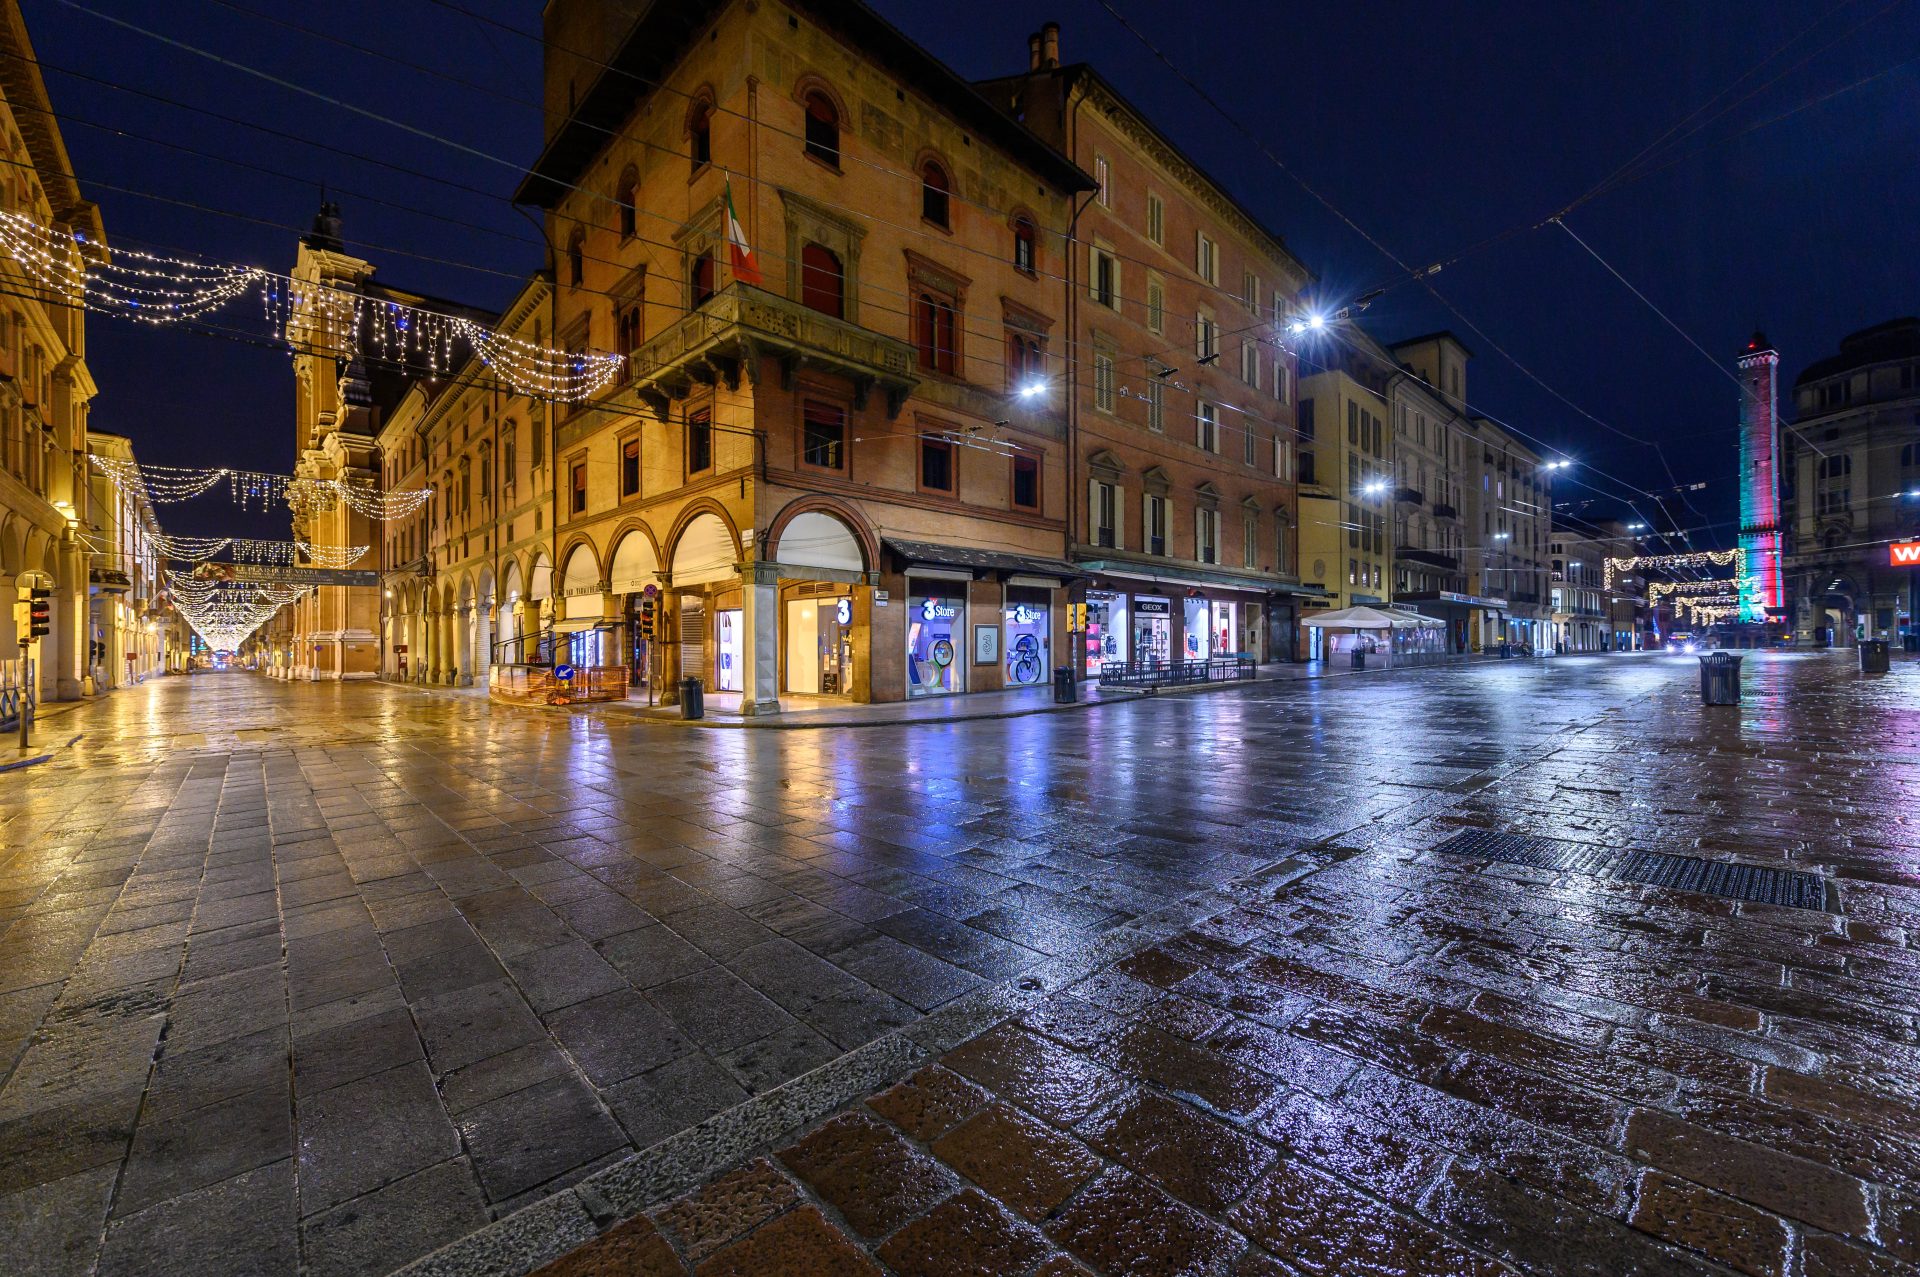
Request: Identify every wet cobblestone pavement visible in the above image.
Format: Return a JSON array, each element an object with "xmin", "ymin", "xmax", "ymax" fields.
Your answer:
[{"xmin": 2, "ymin": 653, "xmax": 1917, "ymax": 1275}]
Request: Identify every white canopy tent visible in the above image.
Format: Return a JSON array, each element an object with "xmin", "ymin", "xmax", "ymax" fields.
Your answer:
[{"xmin": 1303, "ymin": 605, "xmax": 1435, "ymax": 630}]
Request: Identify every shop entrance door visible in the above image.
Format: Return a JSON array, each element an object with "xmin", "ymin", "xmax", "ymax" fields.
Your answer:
[
  {"xmin": 1211, "ymin": 601, "xmax": 1237, "ymax": 657},
  {"xmin": 716, "ymin": 609, "xmax": 743, "ymax": 691},
  {"xmin": 1133, "ymin": 597, "xmax": 1171, "ymax": 665},
  {"xmin": 907, "ymin": 589, "xmax": 962, "ymax": 697},
  {"xmin": 1086, "ymin": 591, "xmax": 1126, "ymax": 669},
  {"xmin": 785, "ymin": 595, "xmax": 853, "ymax": 696}
]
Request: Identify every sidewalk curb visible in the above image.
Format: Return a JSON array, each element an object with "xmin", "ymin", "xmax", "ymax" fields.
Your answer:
[{"xmin": 1, "ymin": 730, "xmax": 82, "ymax": 773}]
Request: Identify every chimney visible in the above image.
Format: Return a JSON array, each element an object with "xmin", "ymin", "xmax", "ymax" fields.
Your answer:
[
  {"xmin": 1040, "ymin": 22, "xmax": 1059, "ymax": 68},
  {"xmin": 1028, "ymin": 31, "xmax": 1042, "ymax": 71}
]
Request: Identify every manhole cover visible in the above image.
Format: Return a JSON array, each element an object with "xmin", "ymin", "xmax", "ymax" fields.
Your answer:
[{"xmin": 1430, "ymin": 829, "xmax": 1829, "ymax": 911}]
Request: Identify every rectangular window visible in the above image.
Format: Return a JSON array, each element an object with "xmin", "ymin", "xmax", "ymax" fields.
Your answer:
[
  {"xmin": 687, "ymin": 408, "xmax": 712, "ymax": 475},
  {"xmin": 1146, "ymin": 373, "xmax": 1165, "ymax": 433},
  {"xmin": 1299, "ymin": 450, "xmax": 1315, "ymax": 485},
  {"xmin": 1146, "ymin": 279, "xmax": 1164, "ymax": 334},
  {"xmin": 620, "ymin": 437, "xmax": 641, "ymax": 498},
  {"xmin": 1273, "ymin": 436, "xmax": 1291, "ymax": 480},
  {"xmin": 1243, "ymin": 510, "xmax": 1258, "ymax": 568},
  {"xmin": 1195, "ymin": 310, "xmax": 1217, "ymax": 360},
  {"xmin": 1240, "ymin": 340, "xmax": 1260, "ymax": 388},
  {"xmin": 801, "ymin": 401, "xmax": 846, "ymax": 471},
  {"xmin": 1094, "ymin": 154, "xmax": 1111, "ymax": 207},
  {"xmin": 1196, "ymin": 232, "xmax": 1217, "ymax": 283},
  {"xmin": 1093, "ymin": 351, "xmax": 1116, "ymax": 412},
  {"xmin": 1243, "ymin": 271, "xmax": 1258, "ymax": 311},
  {"xmin": 919, "ymin": 435, "xmax": 954, "ymax": 493},
  {"xmin": 1348, "ymin": 400, "xmax": 1359, "ymax": 445},
  {"xmin": 1243, "ymin": 420, "xmax": 1256, "ymax": 466},
  {"xmin": 569, "ymin": 460, "xmax": 587, "ymax": 515},
  {"xmin": 1197, "ymin": 401, "xmax": 1218, "ymax": 453},
  {"xmin": 1146, "ymin": 494, "xmax": 1167, "ymax": 556},
  {"xmin": 1298, "ymin": 397, "xmax": 1314, "ymax": 440},
  {"xmin": 1196, "ymin": 508, "xmax": 1217, "ymax": 564},
  {"xmin": 1274, "ymin": 361, "xmax": 1289, "ymax": 404},
  {"xmin": 1011, "ymin": 452, "xmax": 1040, "ymax": 511},
  {"xmin": 916, "ymin": 293, "xmax": 958, "ymax": 375},
  {"xmin": 1092, "ymin": 248, "xmax": 1117, "ymax": 309},
  {"xmin": 1147, "ymin": 192, "xmax": 1164, "ymax": 244},
  {"xmin": 1094, "ymin": 480, "xmax": 1117, "ymax": 548}
]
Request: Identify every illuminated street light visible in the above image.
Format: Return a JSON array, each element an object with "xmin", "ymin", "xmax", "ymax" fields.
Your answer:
[
  {"xmin": 1361, "ymin": 480, "xmax": 1387, "ymax": 496},
  {"xmin": 1018, "ymin": 382, "xmax": 1046, "ymax": 399}
]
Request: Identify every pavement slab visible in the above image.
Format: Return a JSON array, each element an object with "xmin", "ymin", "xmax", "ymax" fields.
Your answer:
[{"xmin": 2, "ymin": 653, "xmax": 1917, "ymax": 1275}]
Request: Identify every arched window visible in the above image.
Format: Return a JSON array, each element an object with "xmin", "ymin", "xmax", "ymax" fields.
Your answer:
[
  {"xmin": 690, "ymin": 251, "xmax": 716, "ymax": 307},
  {"xmin": 1012, "ymin": 217, "xmax": 1035, "ymax": 272},
  {"xmin": 921, "ymin": 161, "xmax": 950, "ymax": 228},
  {"xmin": 566, "ymin": 228, "xmax": 585, "ymax": 287},
  {"xmin": 800, "ymin": 244, "xmax": 844, "ymax": 318},
  {"xmin": 616, "ymin": 167, "xmax": 638, "ymax": 239},
  {"xmin": 689, "ymin": 101, "xmax": 713, "ymax": 170},
  {"xmin": 803, "ymin": 92, "xmax": 839, "ymax": 167}
]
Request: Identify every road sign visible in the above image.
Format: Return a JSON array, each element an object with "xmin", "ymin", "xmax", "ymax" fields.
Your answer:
[
  {"xmin": 553, "ymin": 663, "xmax": 575, "ymax": 681},
  {"xmin": 642, "ymin": 583, "xmax": 659, "ymax": 598}
]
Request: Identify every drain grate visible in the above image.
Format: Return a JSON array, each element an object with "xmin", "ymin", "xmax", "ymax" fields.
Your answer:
[{"xmin": 1430, "ymin": 829, "xmax": 1830, "ymax": 911}]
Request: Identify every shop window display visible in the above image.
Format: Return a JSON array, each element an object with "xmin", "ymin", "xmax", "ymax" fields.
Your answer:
[
  {"xmin": 907, "ymin": 590, "xmax": 961, "ymax": 697},
  {"xmin": 1003, "ymin": 592, "xmax": 1048, "ymax": 686}
]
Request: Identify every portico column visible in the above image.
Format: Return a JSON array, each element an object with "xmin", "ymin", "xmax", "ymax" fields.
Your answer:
[
  {"xmin": 740, "ymin": 562, "xmax": 780, "ymax": 716},
  {"xmin": 453, "ymin": 604, "xmax": 473, "ymax": 687},
  {"xmin": 53, "ymin": 541, "xmax": 84, "ymax": 701},
  {"xmin": 658, "ymin": 574, "xmax": 680, "ymax": 705},
  {"xmin": 0, "ymin": 575, "xmax": 16, "ymax": 651}
]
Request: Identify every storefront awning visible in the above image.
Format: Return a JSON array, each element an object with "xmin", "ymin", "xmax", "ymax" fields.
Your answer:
[
  {"xmin": 1078, "ymin": 560, "xmax": 1327, "ymax": 598},
  {"xmin": 885, "ymin": 538, "xmax": 1083, "ymax": 583}
]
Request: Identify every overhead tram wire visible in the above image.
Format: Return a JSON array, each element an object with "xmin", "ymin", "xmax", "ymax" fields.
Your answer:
[
  {"xmin": 6, "ymin": 40, "xmax": 1316, "ymax": 406},
  {"xmin": 34, "ymin": 3, "xmax": 1743, "ymax": 528},
  {"xmin": 50, "ymin": 0, "xmax": 1329, "ymax": 368}
]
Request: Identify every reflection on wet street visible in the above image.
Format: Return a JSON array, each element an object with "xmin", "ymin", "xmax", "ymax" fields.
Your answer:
[{"xmin": 2, "ymin": 653, "xmax": 1916, "ymax": 1275}]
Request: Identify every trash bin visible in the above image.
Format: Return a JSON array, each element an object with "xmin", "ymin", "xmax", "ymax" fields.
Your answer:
[
  {"xmin": 679, "ymin": 677, "xmax": 704, "ymax": 720},
  {"xmin": 1350, "ymin": 649, "xmax": 1367, "ymax": 670},
  {"xmin": 1052, "ymin": 666, "xmax": 1076, "ymax": 704},
  {"xmin": 1498, "ymin": 641, "xmax": 1511, "ymax": 660},
  {"xmin": 1861, "ymin": 639, "xmax": 1891, "ymax": 674},
  {"xmin": 1698, "ymin": 652, "xmax": 1742, "ymax": 705}
]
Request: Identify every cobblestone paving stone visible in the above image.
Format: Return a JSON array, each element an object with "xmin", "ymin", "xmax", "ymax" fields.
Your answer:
[{"xmin": 2, "ymin": 652, "xmax": 1916, "ymax": 1275}]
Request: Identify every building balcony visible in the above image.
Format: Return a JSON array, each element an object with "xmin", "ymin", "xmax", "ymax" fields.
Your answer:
[
  {"xmin": 1431, "ymin": 502, "xmax": 1457, "ymax": 518},
  {"xmin": 566, "ymin": 284, "xmax": 1042, "ymax": 447},
  {"xmin": 1395, "ymin": 546, "xmax": 1459, "ymax": 571},
  {"xmin": 1394, "ymin": 486, "xmax": 1423, "ymax": 505}
]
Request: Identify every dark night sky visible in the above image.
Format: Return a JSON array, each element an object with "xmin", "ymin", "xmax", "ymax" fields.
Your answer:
[{"xmin": 20, "ymin": 0, "xmax": 1920, "ymax": 543}]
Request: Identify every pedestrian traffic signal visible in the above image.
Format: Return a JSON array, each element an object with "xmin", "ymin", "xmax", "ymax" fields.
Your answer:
[{"xmin": 27, "ymin": 588, "xmax": 50, "ymax": 640}]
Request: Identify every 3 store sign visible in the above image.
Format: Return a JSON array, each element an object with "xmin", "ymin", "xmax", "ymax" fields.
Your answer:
[
  {"xmin": 921, "ymin": 598, "xmax": 957, "ymax": 620},
  {"xmin": 836, "ymin": 597, "xmax": 852, "ymax": 625}
]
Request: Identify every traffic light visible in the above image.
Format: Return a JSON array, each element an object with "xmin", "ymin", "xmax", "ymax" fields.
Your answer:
[
  {"xmin": 27, "ymin": 588, "xmax": 50, "ymax": 640},
  {"xmin": 637, "ymin": 599, "xmax": 656, "ymax": 639}
]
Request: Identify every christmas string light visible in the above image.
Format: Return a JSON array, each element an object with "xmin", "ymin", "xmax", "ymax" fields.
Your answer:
[
  {"xmin": 1647, "ymin": 579, "xmax": 1741, "ymax": 603},
  {"xmin": 9, "ymin": 213, "xmax": 622, "ymax": 401},
  {"xmin": 1604, "ymin": 549, "xmax": 1742, "ymax": 590},
  {"xmin": 92, "ymin": 456, "xmax": 429, "ymax": 522}
]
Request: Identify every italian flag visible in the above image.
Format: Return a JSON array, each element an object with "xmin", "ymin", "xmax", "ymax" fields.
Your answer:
[{"xmin": 724, "ymin": 180, "xmax": 761, "ymax": 286}]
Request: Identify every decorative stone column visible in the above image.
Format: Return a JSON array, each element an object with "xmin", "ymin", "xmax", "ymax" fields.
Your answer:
[
  {"xmin": 740, "ymin": 561, "xmax": 780, "ymax": 716},
  {"xmin": 657, "ymin": 574, "xmax": 680, "ymax": 706},
  {"xmin": 53, "ymin": 540, "xmax": 84, "ymax": 701},
  {"xmin": 453, "ymin": 604, "xmax": 473, "ymax": 687}
]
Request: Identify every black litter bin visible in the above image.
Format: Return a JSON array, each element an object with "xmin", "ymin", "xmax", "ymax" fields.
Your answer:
[
  {"xmin": 1053, "ymin": 666, "xmax": 1076, "ymax": 704},
  {"xmin": 1498, "ymin": 641, "xmax": 1511, "ymax": 660},
  {"xmin": 1350, "ymin": 649, "xmax": 1367, "ymax": 670},
  {"xmin": 679, "ymin": 677, "xmax": 704, "ymax": 720},
  {"xmin": 1698, "ymin": 652, "xmax": 1742, "ymax": 705},
  {"xmin": 1861, "ymin": 640, "xmax": 1891, "ymax": 674}
]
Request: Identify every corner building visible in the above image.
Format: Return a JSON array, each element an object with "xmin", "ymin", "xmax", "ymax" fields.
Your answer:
[
  {"xmin": 980, "ymin": 26, "xmax": 1316, "ymax": 670},
  {"xmin": 521, "ymin": 0, "xmax": 1094, "ymax": 711}
]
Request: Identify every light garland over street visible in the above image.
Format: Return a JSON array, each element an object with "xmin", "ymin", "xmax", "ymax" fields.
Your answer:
[{"xmin": 2, "ymin": 211, "xmax": 624, "ymax": 401}]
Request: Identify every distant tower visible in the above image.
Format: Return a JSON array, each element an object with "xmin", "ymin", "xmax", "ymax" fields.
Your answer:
[{"xmin": 1736, "ymin": 331, "xmax": 1783, "ymax": 622}]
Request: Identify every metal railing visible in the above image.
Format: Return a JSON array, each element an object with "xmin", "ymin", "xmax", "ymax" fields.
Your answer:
[
  {"xmin": 0, "ymin": 658, "xmax": 33, "ymax": 731},
  {"xmin": 1098, "ymin": 655, "xmax": 1256, "ymax": 688},
  {"xmin": 490, "ymin": 663, "xmax": 628, "ymax": 705}
]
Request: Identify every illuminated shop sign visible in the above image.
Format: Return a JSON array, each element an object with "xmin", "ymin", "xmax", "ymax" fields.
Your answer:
[
  {"xmin": 1010, "ymin": 604, "xmax": 1038, "ymax": 625},
  {"xmin": 921, "ymin": 597, "xmax": 957, "ymax": 620},
  {"xmin": 836, "ymin": 597, "xmax": 853, "ymax": 625},
  {"xmin": 1891, "ymin": 541, "xmax": 1920, "ymax": 566}
]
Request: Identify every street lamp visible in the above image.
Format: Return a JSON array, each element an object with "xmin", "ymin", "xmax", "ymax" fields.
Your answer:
[{"xmin": 1361, "ymin": 480, "xmax": 1386, "ymax": 497}]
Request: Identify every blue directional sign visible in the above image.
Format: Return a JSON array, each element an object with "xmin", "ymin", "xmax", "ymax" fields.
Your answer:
[{"xmin": 553, "ymin": 664, "xmax": 575, "ymax": 681}]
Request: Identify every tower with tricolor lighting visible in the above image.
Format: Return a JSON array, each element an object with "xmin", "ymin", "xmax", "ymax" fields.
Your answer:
[{"xmin": 1736, "ymin": 331, "xmax": 1783, "ymax": 622}]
